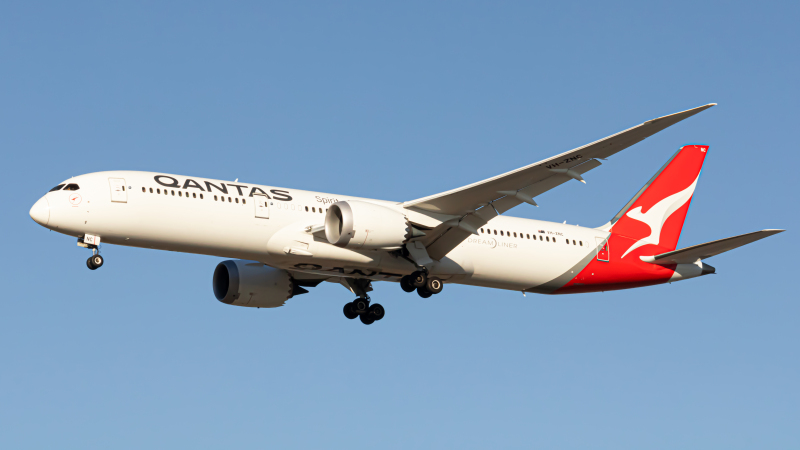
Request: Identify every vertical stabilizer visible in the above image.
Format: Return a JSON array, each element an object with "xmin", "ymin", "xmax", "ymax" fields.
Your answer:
[{"xmin": 605, "ymin": 144, "xmax": 709, "ymax": 258}]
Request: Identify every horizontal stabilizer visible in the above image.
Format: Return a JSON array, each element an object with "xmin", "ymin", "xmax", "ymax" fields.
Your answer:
[{"xmin": 640, "ymin": 229, "xmax": 784, "ymax": 265}]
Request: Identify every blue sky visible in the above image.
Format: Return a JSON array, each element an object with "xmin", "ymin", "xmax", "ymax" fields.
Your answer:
[{"xmin": 1, "ymin": 1, "xmax": 798, "ymax": 448}]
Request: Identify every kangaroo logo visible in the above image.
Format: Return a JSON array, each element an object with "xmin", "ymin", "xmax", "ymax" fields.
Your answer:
[{"xmin": 620, "ymin": 175, "xmax": 699, "ymax": 258}]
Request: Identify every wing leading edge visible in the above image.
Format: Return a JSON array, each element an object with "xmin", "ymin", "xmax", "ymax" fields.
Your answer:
[{"xmin": 405, "ymin": 103, "xmax": 716, "ymax": 261}]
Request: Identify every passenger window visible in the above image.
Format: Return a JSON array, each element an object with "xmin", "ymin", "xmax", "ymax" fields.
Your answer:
[
  {"xmin": 573, "ymin": 240, "xmax": 576, "ymax": 245},
  {"xmin": 200, "ymin": 194, "xmax": 204, "ymax": 199},
  {"xmin": 305, "ymin": 206, "xmax": 308, "ymax": 212},
  {"xmin": 171, "ymin": 190, "xmax": 175, "ymax": 196},
  {"xmin": 235, "ymin": 198, "xmax": 239, "ymax": 203},
  {"xmin": 493, "ymin": 230, "xmax": 497, "ymax": 235},
  {"xmin": 150, "ymin": 188, "xmax": 153, "ymax": 193},
  {"xmin": 513, "ymin": 232, "xmax": 517, "ymax": 238},
  {"xmin": 193, "ymin": 193, "xmax": 196, "ymax": 198},
  {"xmin": 312, "ymin": 207, "xmax": 316, "ymax": 213},
  {"xmin": 228, "ymin": 197, "xmax": 232, "ymax": 202},
  {"xmin": 49, "ymin": 184, "xmax": 65, "ymax": 192},
  {"xmin": 157, "ymin": 189, "xmax": 161, "ymax": 194},
  {"xmin": 579, "ymin": 241, "xmax": 583, "ymax": 246},
  {"xmin": 500, "ymin": 231, "xmax": 504, "ymax": 236},
  {"xmin": 242, "ymin": 199, "xmax": 245, "ymax": 204},
  {"xmin": 179, "ymin": 191, "xmax": 182, "ymax": 197},
  {"xmin": 526, "ymin": 234, "xmax": 530, "ymax": 239},
  {"xmin": 63, "ymin": 184, "xmax": 80, "ymax": 191},
  {"xmin": 546, "ymin": 236, "xmax": 549, "ymax": 242},
  {"xmin": 214, "ymin": 195, "xmax": 218, "ymax": 201},
  {"xmin": 142, "ymin": 187, "xmax": 146, "ymax": 192}
]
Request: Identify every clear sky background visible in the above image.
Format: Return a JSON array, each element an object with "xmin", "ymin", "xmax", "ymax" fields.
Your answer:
[{"xmin": 1, "ymin": 1, "xmax": 798, "ymax": 448}]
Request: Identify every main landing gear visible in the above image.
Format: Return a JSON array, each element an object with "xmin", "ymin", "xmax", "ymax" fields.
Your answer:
[
  {"xmin": 343, "ymin": 297, "xmax": 386, "ymax": 325},
  {"xmin": 400, "ymin": 271, "xmax": 443, "ymax": 298}
]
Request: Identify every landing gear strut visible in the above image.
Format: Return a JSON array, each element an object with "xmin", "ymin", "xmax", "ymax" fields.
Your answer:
[
  {"xmin": 343, "ymin": 297, "xmax": 386, "ymax": 325},
  {"xmin": 401, "ymin": 271, "xmax": 444, "ymax": 298}
]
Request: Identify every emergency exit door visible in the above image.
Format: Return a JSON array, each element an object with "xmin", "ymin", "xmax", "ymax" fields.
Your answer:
[
  {"xmin": 254, "ymin": 194, "xmax": 270, "ymax": 219},
  {"xmin": 595, "ymin": 237, "xmax": 609, "ymax": 262},
  {"xmin": 109, "ymin": 178, "xmax": 127, "ymax": 203}
]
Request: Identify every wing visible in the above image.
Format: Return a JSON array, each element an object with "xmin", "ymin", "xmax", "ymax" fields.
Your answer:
[
  {"xmin": 640, "ymin": 229, "xmax": 784, "ymax": 265},
  {"xmin": 404, "ymin": 103, "xmax": 716, "ymax": 261},
  {"xmin": 405, "ymin": 103, "xmax": 716, "ymax": 215}
]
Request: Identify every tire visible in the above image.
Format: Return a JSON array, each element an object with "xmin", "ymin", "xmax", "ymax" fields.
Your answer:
[
  {"xmin": 343, "ymin": 302, "xmax": 358, "ymax": 320},
  {"xmin": 86, "ymin": 257, "xmax": 97, "ymax": 270},
  {"xmin": 417, "ymin": 287, "xmax": 433, "ymax": 298},
  {"xmin": 360, "ymin": 314, "xmax": 375, "ymax": 325},
  {"xmin": 353, "ymin": 299, "xmax": 369, "ymax": 313},
  {"xmin": 91, "ymin": 255, "xmax": 104, "ymax": 268},
  {"xmin": 411, "ymin": 271, "xmax": 427, "ymax": 288},
  {"xmin": 369, "ymin": 303, "xmax": 385, "ymax": 321},
  {"xmin": 426, "ymin": 277, "xmax": 443, "ymax": 294},
  {"xmin": 400, "ymin": 276, "xmax": 416, "ymax": 293}
]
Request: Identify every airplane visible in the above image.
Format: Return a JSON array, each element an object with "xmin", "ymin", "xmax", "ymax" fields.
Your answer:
[{"xmin": 29, "ymin": 103, "xmax": 783, "ymax": 325}]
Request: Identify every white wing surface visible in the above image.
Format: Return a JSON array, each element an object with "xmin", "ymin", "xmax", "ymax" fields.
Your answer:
[{"xmin": 405, "ymin": 104, "xmax": 716, "ymax": 260}]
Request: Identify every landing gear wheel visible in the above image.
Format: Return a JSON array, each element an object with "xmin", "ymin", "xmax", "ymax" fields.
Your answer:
[
  {"xmin": 343, "ymin": 302, "xmax": 358, "ymax": 320},
  {"xmin": 411, "ymin": 271, "xmax": 427, "ymax": 288},
  {"xmin": 90, "ymin": 254, "xmax": 104, "ymax": 269},
  {"xmin": 360, "ymin": 313, "xmax": 375, "ymax": 325},
  {"xmin": 425, "ymin": 276, "xmax": 443, "ymax": 294},
  {"xmin": 86, "ymin": 257, "xmax": 97, "ymax": 270},
  {"xmin": 417, "ymin": 287, "xmax": 433, "ymax": 298},
  {"xmin": 353, "ymin": 298, "xmax": 369, "ymax": 314},
  {"xmin": 400, "ymin": 276, "xmax": 416, "ymax": 293},
  {"xmin": 368, "ymin": 303, "xmax": 385, "ymax": 321}
]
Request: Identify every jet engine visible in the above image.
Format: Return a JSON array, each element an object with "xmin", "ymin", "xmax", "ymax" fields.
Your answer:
[
  {"xmin": 325, "ymin": 201, "xmax": 413, "ymax": 250},
  {"xmin": 213, "ymin": 260, "xmax": 305, "ymax": 308}
]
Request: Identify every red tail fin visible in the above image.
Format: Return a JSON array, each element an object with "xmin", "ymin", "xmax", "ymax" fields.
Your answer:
[{"xmin": 608, "ymin": 144, "xmax": 709, "ymax": 258}]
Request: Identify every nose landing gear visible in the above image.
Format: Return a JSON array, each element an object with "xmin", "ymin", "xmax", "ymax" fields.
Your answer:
[
  {"xmin": 79, "ymin": 236, "xmax": 104, "ymax": 270},
  {"xmin": 86, "ymin": 254, "xmax": 104, "ymax": 270}
]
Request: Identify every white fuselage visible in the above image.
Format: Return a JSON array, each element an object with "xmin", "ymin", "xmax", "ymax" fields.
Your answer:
[{"xmin": 33, "ymin": 171, "xmax": 609, "ymax": 293}]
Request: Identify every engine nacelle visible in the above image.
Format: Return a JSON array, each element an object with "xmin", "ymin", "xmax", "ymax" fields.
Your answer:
[
  {"xmin": 213, "ymin": 260, "xmax": 297, "ymax": 308},
  {"xmin": 325, "ymin": 201, "xmax": 411, "ymax": 250}
]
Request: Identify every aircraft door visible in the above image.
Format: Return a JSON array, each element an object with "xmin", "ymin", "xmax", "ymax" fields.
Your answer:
[
  {"xmin": 595, "ymin": 237, "xmax": 609, "ymax": 262},
  {"xmin": 109, "ymin": 178, "xmax": 127, "ymax": 203},
  {"xmin": 254, "ymin": 194, "xmax": 270, "ymax": 219}
]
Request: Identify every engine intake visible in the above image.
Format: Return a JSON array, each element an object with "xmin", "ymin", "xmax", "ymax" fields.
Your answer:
[
  {"xmin": 213, "ymin": 260, "xmax": 301, "ymax": 308},
  {"xmin": 325, "ymin": 201, "xmax": 411, "ymax": 250}
]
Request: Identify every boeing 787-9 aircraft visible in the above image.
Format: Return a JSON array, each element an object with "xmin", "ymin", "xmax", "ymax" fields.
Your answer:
[{"xmin": 30, "ymin": 104, "xmax": 783, "ymax": 324}]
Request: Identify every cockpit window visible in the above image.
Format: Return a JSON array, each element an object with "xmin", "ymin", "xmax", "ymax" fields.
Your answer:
[
  {"xmin": 49, "ymin": 184, "xmax": 65, "ymax": 192},
  {"xmin": 63, "ymin": 184, "xmax": 80, "ymax": 191}
]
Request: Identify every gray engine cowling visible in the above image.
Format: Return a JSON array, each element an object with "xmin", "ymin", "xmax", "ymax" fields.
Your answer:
[{"xmin": 213, "ymin": 260, "xmax": 302, "ymax": 308}]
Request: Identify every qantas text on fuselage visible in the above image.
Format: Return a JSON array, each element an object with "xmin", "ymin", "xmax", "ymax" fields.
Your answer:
[{"xmin": 29, "ymin": 103, "xmax": 783, "ymax": 325}]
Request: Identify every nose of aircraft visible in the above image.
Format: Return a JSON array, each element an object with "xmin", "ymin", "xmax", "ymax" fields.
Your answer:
[{"xmin": 30, "ymin": 196, "xmax": 50, "ymax": 226}]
